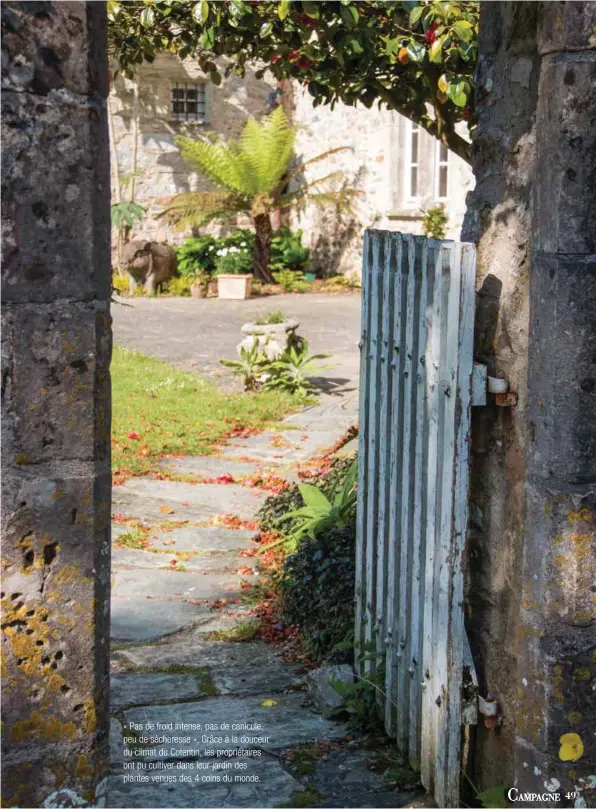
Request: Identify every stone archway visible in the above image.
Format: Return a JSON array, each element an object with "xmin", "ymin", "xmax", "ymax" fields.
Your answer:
[{"xmin": 2, "ymin": 3, "xmax": 112, "ymax": 806}]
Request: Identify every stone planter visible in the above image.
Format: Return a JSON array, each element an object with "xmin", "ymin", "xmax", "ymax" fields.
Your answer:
[
  {"xmin": 190, "ymin": 282, "xmax": 208, "ymax": 299},
  {"xmin": 238, "ymin": 318, "xmax": 300, "ymax": 360},
  {"xmin": 217, "ymin": 274, "xmax": 253, "ymax": 300}
]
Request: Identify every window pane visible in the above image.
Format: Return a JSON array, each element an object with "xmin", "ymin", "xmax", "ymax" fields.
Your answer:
[
  {"xmin": 172, "ymin": 88, "xmax": 184, "ymax": 99},
  {"xmin": 186, "ymin": 102, "xmax": 198, "ymax": 114},
  {"xmin": 186, "ymin": 89, "xmax": 197, "ymax": 101},
  {"xmin": 439, "ymin": 165, "xmax": 448, "ymax": 198},
  {"xmin": 411, "ymin": 132, "xmax": 419, "ymax": 163},
  {"xmin": 439, "ymin": 143, "xmax": 449, "ymax": 163},
  {"xmin": 410, "ymin": 166, "xmax": 418, "ymax": 198},
  {"xmin": 173, "ymin": 101, "xmax": 185, "ymax": 114}
]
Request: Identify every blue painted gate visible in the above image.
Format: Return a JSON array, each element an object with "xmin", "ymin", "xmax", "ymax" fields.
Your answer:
[{"xmin": 355, "ymin": 231, "xmax": 476, "ymax": 808}]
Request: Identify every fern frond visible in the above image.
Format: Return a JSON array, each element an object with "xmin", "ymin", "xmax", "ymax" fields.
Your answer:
[
  {"xmin": 285, "ymin": 146, "xmax": 353, "ymax": 184},
  {"xmin": 239, "ymin": 106, "xmax": 295, "ymax": 193},
  {"xmin": 287, "ymin": 170, "xmax": 348, "ymax": 196},
  {"xmin": 175, "ymin": 137, "xmax": 255, "ymax": 197},
  {"xmin": 176, "ymin": 107, "xmax": 295, "ymax": 200},
  {"xmin": 158, "ymin": 191, "xmax": 248, "ymax": 231}
]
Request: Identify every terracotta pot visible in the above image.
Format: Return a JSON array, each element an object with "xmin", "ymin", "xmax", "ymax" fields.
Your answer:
[
  {"xmin": 217, "ymin": 274, "xmax": 253, "ymax": 300},
  {"xmin": 191, "ymin": 283, "xmax": 207, "ymax": 299}
]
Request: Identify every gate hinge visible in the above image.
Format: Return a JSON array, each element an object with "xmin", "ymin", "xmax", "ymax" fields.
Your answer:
[{"xmin": 471, "ymin": 364, "xmax": 518, "ymax": 408}]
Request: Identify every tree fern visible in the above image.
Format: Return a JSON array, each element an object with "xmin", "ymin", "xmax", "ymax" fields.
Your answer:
[{"xmin": 162, "ymin": 107, "xmax": 355, "ymax": 283}]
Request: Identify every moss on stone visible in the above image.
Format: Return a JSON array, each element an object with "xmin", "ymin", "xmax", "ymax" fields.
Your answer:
[
  {"xmin": 10, "ymin": 711, "xmax": 76, "ymax": 742},
  {"xmin": 276, "ymin": 789, "xmax": 325, "ymax": 808}
]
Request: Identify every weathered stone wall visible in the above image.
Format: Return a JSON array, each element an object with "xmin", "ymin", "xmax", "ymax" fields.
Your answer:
[
  {"xmin": 463, "ymin": 1, "xmax": 595, "ymax": 797},
  {"xmin": 109, "ymin": 53, "xmax": 277, "ymax": 245},
  {"xmin": 1, "ymin": 3, "xmax": 112, "ymax": 806}
]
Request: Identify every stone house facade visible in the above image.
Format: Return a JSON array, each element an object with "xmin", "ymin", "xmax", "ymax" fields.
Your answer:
[{"xmin": 109, "ymin": 53, "xmax": 474, "ymax": 274}]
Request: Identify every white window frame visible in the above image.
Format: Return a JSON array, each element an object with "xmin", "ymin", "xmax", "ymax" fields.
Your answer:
[
  {"xmin": 435, "ymin": 139, "xmax": 450, "ymax": 200},
  {"xmin": 404, "ymin": 119, "xmax": 421, "ymax": 204},
  {"xmin": 170, "ymin": 81, "xmax": 208, "ymax": 124}
]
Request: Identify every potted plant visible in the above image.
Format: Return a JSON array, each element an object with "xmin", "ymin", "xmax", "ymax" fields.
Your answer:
[
  {"xmin": 190, "ymin": 269, "xmax": 209, "ymax": 299},
  {"xmin": 215, "ymin": 248, "xmax": 253, "ymax": 300}
]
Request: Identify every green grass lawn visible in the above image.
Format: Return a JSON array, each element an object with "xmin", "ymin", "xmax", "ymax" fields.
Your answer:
[{"xmin": 111, "ymin": 345, "xmax": 299, "ymax": 481}]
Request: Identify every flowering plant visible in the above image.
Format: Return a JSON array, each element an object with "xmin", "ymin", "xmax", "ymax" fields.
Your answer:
[{"xmin": 215, "ymin": 248, "xmax": 253, "ymax": 275}]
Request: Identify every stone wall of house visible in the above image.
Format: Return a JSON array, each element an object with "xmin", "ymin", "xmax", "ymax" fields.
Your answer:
[
  {"xmin": 288, "ymin": 84, "xmax": 474, "ymax": 276},
  {"xmin": 1, "ymin": 2, "xmax": 112, "ymax": 806},
  {"xmin": 109, "ymin": 54, "xmax": 277, "ymax": 247}
]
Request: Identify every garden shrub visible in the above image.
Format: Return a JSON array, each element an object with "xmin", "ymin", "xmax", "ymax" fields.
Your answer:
[
  {"xmin": 175, "ymin": 235, "xmax": 218, "ymax": 276},
  {"xmin": 321, "ymin": 272, "xmax": 361, "ymax": 291},
  {"xmin": 174, "ymin": 227, "xmax": 308, "ymax": 280},
  {"xmin": 273, "ymin": 269, "xmax": 312, "ymax": 293},
  {"xmin": 163, "ymin": 276, "xmax": 196, "ymax": 296},
  {"xmin": 422, "ymin": 204, "xmax": 448, "ymax": 240},
  {"xmin": 257, "ymin": 453, "xmax": 358, "ymax": 663},
  {"xmin": 270, "ymin": 227, "xmax": 310, "ymax": 273},
  {"xmin": 112, "ymin": 274, "xmax": 129, "ymax": 294},
  {"xmin": 281, "ymin": 521, "xmax": 356, "ymax": 664}
]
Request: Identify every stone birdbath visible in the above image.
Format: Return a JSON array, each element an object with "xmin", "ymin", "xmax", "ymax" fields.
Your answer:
[{"xmin": 237, "ymin": 318, "xmax": 300, "ymax": 360}]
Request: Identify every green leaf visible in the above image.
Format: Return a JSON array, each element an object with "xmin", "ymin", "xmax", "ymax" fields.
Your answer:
[
  {"xmin": 409, "ymin": 5, "xmax": 424, "ymax": 25},
  {"xmin": 298, "ymin": 484, "xmax": 332, "ymax": 512},
  {"xmin": 340, "ymin": 4, "xmax": 359, "ymax": 27},
  {"xmin": 278, "ymin": 0, "xmax": 291, "ymax": 20},
  {"xmin": 429, "ymin": 36, "xmax": 443, "ymax": 63},
  {"xmin": 302, "ymin": 1, "xmax": 319, "ymax": 19},
  {"xmin": 201, "ymin": 26, "xmax": 215, "ymax": 49},
  {"xmin": 260, "ymin": 21, "xmax": 273, "ymax": 37},
  {"xmin": 452, "ymin": 19, "xmax": 474, "ymax": 42},
  {"xmin": 229, "ymin": 0, "xmax": 246, "ymax": 15},
  {"xmin": 458, "ymin": 41, "xmax": 475, "ymax": 61},
  {"xmin": 338, "ymin": 459, "xmax": 358, "ymax": 504},
  {"xmin": 448, "ymin": 79, "xmax": 468, "ymax": 107},
  {"xmin": 107, "ymin": 1, "xmax": 121, "ymax": 21},
  {"xmin": 383, "ymin": 36, "xmax": 400, "ymax": 57},
  {"xmin": 347, "ymin": 34, "xmax": 364, "ymax": 55},
  {"xmin": 406, "ymin": 41, "xmax": 426, "ymax": 63},
  {"xmin": 210, "ymin": 68, "xmax": 222, "ymax": 86},
  {"xmin": 476, "ymin": 786, "xmax": 508, "ymax": 809},
  {"xmin": 192, "ymin": 0, "xmax": 209, "ymax": 23},
  {"xmin": 139, "ymin": 7, "xmax": 155, "ymax": 28}
]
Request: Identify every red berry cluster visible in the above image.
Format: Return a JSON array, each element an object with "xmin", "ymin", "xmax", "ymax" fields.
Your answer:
[
  {"xmin": 271, "ymin": 48, "xmax": 316, "ymax": 70},
  {"xmin": 424, "ymin": 22, "xmax": 439, "ymax": 44}
]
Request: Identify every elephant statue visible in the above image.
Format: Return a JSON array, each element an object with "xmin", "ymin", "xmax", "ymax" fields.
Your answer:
[{"xmin": 119, "ymin": 240, "xmax": 178, "ymax": 295}]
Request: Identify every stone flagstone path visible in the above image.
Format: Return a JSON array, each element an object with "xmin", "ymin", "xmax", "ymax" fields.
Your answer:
[{"xmin": 109, "ymin": 393, "xmax": 423, "ymax": 808}]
